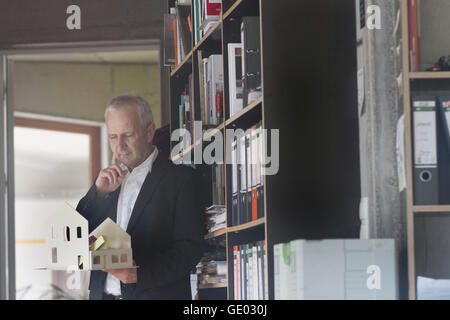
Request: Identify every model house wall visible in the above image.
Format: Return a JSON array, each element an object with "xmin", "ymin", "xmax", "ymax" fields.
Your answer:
[
  {"xmin": 45, "ymin": 203, "xmax": 90, "ymax": 271},
  {"xmin": 44, "ymin": 204, "xmax": 133, "ymax": 271}
]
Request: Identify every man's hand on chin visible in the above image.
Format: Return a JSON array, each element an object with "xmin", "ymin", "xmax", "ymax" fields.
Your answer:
[{"xmin": 102, "ymin": 262, "xmax": 137, "ymax": 284}]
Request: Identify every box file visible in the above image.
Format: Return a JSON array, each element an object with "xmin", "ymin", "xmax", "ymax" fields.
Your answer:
[{"xmin": 412, "ymin": 96, "xmax": 439, "ymax": 205}]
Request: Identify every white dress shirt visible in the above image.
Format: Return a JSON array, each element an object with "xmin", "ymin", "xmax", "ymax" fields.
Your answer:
[{"xmin": 104, "ymin": 147, "xmax": 159, "ymax": 296}]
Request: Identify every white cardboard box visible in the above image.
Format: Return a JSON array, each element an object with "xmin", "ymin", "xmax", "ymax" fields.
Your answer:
[{"xmin": 274, "ymin": 239, "xmax": 398, "ymax": 300}]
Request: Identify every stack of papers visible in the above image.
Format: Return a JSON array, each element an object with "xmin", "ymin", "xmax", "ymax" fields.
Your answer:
[
  {"xmin": 196, "ymin": 260, "xmax": 227, "ymax": 285},
  {"xmin": 205, "ymin": 205, "xmax": 226, "ymax": 233}
]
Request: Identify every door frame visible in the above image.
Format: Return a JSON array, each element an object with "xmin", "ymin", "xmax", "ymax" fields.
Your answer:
[{"xmin": 0, "ymin": 40, "xmax": 159, "ymax": 299}]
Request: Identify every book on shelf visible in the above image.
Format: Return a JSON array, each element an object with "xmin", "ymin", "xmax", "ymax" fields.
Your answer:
[
  {"xmin": 211, "ymin": 164, "xmax": 225, "ymax": 206},
  {"xmin": 231, "ymin": 138, "xmax": 239, "ymax": 227},
  {"xmin": 198, "ymin": 54, "xmax": 223, "ymax": 125},
  {"xmin": 251, "ymin": 124, "xmax": 258, "ymax": 221},
  {"xmin": 256, "ymin": 124, "xmax": 264, "ymax": 219},
  {"xmin": 245, "ymin": 130, "xmax": 252, "ymax": 223},
  {"xmin": 202, "ymin": 0, "xmax": 221, "ymax": 21},
  {"xmin": 408, "ymin": 0, "xmax": 420, "ymax": 72},
  {"xmin": 197, "ymin": 50, "xmax": 207, "ymax": 123},
  {"xmin": 238, "ymin": 133, "xmax": 247, "ymax": 225},
  {"xmin": 193, "ymin": 0, "xmax": 222, "ymax": 45},
  {"xmin": 167, "ymin": 4, "xmax": 193, "ymax": 66},
  {"xmin": 175, "ymin": 8, "xmax": 183, "ymax": 64},
  {"xmin": 230, "ymin": 121, "xmax": 264, "ymax": 226},
  {"xmin": 209, "ymin": 54, "xmax": 224, "ymax": 125},
  {"xmin": 193, "ymin": 0, "xmax": 200, "ymax": 44},
  {"xmin": 175, "ymin": 75, "xmax": 195, "ymax": 155},
  {"xmin": 163, "ymin": 13, "xmax": 176, "ymax": 66},
  {"xmin": 227, "ymin": 43, "xmax": 244, "ymax": 117},
  {"xmin": 233, "ymin": 241, "xmax": 267, "ymax": 300},
  {"xmin": 233, "ymin": 245, "xmax": 239, "ymax": 299},
  {"xmin": 241, "ymin": 16, "xmax": 262, "ymax": 107},
  {"xmin": 176, "ymin": 3, "xmax": 193, "ymax": 58}
]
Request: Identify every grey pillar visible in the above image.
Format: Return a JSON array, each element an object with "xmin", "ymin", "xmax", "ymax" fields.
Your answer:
[{"xmin": 355, "ymin": 0, "xmax": 407, "ymax": 299}]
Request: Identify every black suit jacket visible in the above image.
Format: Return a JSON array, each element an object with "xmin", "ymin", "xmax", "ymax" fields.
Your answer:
[{"xmin": 76, "ymin": 151, "xmax": 205, "ymax": 300}]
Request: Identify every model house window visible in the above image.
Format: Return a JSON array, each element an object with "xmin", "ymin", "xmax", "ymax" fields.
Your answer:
[
  {"xmin": 93, "ymin": 255, "xmax": 101, "ymax": 265},
  {"xmin": 52, "ymin": 248, "xmax": 57, "ymax": 264},
  {"xmin": 112, "ymin": 255, "xmax": 119, "ymax": 264},
  {"xmin": 77, "ymin": 255, "xmax": 83, "ymax": 270},
  {"xmin": 120, "ymin": 254, "xmax": 128, "ymax": 263},
  {"xmin": 76, "ymin": 226, "xmax": 82, "ymax": 239},
  {"xmin": 64, "ymin": 226, "xmax": 71, "ymax": 242}
]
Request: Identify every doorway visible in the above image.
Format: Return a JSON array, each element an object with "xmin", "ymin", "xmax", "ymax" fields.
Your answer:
[{"xmin": 1, "ymin": 44, "xmax": 161, "ymax": 299}]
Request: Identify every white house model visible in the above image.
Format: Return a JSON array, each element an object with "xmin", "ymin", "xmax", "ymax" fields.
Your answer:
[{"xmin": 44, "ymin": 203, "xmax": 134, "ymax": 271}]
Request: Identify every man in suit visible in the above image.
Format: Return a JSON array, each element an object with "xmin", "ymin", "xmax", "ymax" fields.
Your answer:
[{"xmin": 76, "ymin": 94, "xmax": 205, "ymax": 300}]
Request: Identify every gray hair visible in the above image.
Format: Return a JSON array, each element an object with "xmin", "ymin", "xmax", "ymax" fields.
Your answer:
[{"xmin": 105, "ymin": 94, "xmax": 154, "ymax": 129}]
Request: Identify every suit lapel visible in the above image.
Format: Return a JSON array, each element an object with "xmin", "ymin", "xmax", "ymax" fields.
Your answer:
[
  {"xmin": 108, "ymin": 187, "xmax": 122, "ymax": 222},
  {"xmin": 126, "ymin": 152, "xmax": 169, "ymax": 234}
]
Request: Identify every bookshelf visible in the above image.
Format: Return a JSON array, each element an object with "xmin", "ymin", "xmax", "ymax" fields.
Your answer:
[
  {"xmin": 165, "ymin": 0, "xmax": 360, "ymax": 300},
  {"xmin": 401, "ymin": 0, "xmax": 450, "ymax": 300}
]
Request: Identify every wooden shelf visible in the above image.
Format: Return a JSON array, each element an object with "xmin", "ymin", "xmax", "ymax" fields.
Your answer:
[
  {"xmin": 225, "ymin": 96, "xmax": 263, "ymax": 126},
  {"xmin": 222, "ymin": 0, "xmax": 243, "ymax": 20},
  {"xmin": 170, "ymin": 50, "xmax": 193, "ymax": 77},
  {"xmin": 171, "ymin": 123, "xmax": 224, "ymax": 162},
  {"xmin": 194, "ymin": 18, "xmax": 221, "ymax": 50},
  {"xmin": 204, "ymin": 122, "xmax": 224, "ymax": 140},
  {"xmin": 204, "ymin": 227, "xmax": 227, "ymax": 240},
  {"xmin": 170, "ymin": 19, "xmax": 222, "ymax": 78},
  {"xmin": 227, "ymin": 218, "xmax": 265, "ymax": 233},
  {"xmin": 171, "ymin": 97, "xmax": 261, "ymax": 164},
  {"xmin": 198, "ymin": 282, "xmax": 227, "ymax": 289},
  {"xmin": 409, "ymin": 72, "xmax": 450, "ymax": 79},
  {"xmin": 413, "ymin": 205, "xmax": 450, "ymax": 213}
]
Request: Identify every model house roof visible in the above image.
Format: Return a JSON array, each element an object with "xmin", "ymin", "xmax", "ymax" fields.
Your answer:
[{"xmin": 89, "ymin": 218, "xmax": 131, "ymax": 250}]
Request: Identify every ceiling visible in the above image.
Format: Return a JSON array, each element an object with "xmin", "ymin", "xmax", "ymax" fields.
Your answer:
[{"xmin": 9, "ymin": 50, "xmax": 159, "ymax": 64}]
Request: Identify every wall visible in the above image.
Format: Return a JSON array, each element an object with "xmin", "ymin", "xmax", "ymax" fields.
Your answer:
[
  {"xmin": 419, "ymin": 0, "xmax": 450, "ymax": 69},
  {"xmin": 0, "ymin": 0, "xmax": 163, "ymax": 48},
  {"xmin": 13, "ymin": 61, "xmax": 161, "ymax": 128}
]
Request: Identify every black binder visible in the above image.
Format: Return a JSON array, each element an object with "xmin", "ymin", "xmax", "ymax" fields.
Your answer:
[
  {"xmin": 437, "ymin": 96, "xmax": 450, "ymax": 204},
  {"xmin": 241, "ymin": 16, "xmax": 261, "ymax": 107},
  {"xmin": 231, "ymin": 138, "xmax": 240, "ymax": 226},
  {"xmin": 437, "ymin": 96, "xmax": 450, "ymax": 153},
  {"xmin": 412, "ymin": 96, "xmax": 439, "ymax": 205},
  {"xmin": 256, "ymin": 121, "xmax": 264, "ymax": 219}
]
